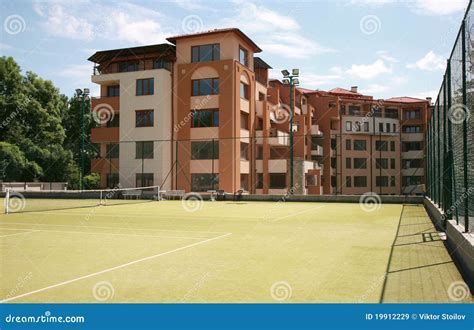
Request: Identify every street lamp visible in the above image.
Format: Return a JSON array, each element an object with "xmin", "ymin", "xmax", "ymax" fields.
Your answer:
[
  {"xmin": 76, "ymin": 88, "xmax": 90, "ymax": 191},
  {"xmin": 281, "ymin": 68, "xmax": 299, "ymax": 192}
]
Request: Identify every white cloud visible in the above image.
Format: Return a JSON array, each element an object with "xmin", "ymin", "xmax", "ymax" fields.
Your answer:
[
  {"xmin": 409, "ymin": 90, "xmax": 438, "ymax": 101},
  {"xmin": 407, "ymin": 51, "xmax": 446, "ymax": 71},
  {"xmin": 298, "ymin": 73, "xmax": 343, "ymax": 88},
  {"xmin": 346, "ymin": 59, "xmax": 393, "ymax": 79},
  {"xmin": 408, "ymin": 0, "xmax": 468, "ymax": 16},
  {"xmin": 57, "ymin": 64, "xmax": 91, "ymax": 78},
  {"xmin": 376, "ymin": 50, "xmax": 397, "ymax": 62},
  {"xmin": 359, "ymin": 84, "xmax": 389, "ymax": 94},
  {"xmin": 33, "ymin": 1, "xmax": 171, "ymax": 44},
  {"xmin": 170, "ymin": 0, "xmax": 213, "ymax": 11},
  {"xmin": 260, "ymin": 33, "xmax": 335, "ymax": 59},
  {"xmin": 0, "ymin": 43, "xmax": 14, "ymax": 51}
]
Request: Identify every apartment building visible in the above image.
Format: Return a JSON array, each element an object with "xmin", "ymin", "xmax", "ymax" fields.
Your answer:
[{"xmin": 88, "ymin": 28, "xmax": 429, "ymax": 195}]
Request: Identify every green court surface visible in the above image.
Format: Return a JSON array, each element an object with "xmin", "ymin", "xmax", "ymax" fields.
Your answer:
[{"xmin": 0, "ymin": 200, "xmax": 470, "ymax": 303}]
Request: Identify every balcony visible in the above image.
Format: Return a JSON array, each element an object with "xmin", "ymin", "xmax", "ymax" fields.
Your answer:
[
  {"xmin": 91, "ymin": 96, "xmax": 120, "ymax": 113},
  {"xmin": 311, "ymin": 145, "xmax": 323, "ymax": 156},
  {"xmin": 401, "ymin": 132, "xmax": 424, "ymax": 141},
  {"xmin": 256, "ymin": 100, "xmax": 264, "ymax": 117},
  {"xmin": 402, "ymin": 168, "xmax": 425, "ymax": 176},
  {"xmin": 310, "ymin": 124, "xmax": 323, "ymax": 137},
  {"xmin": 91, "ymin": 127, "xmax": 119, "ymax": 143},
  {"xmin": 255, "ymin": 130, "xmax": 289, "ymax": 146},
  {"xmin": 268, "ymin": 159, "xmax": 287, "ymax": 173}
]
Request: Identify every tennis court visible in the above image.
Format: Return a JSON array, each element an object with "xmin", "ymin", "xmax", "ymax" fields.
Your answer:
[{"xmin": 0, "ymin": 198, "xmax": 470, "ymax": 303}]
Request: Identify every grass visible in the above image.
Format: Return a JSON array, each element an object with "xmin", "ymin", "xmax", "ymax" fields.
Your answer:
[{"xmin": 0, "ymin": 199, "xmax": 470, "ymax": 303}]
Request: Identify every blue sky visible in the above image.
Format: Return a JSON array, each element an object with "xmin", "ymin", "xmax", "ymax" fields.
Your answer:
[{"xmin": 0, "ymin": 0, "xmax": 469, "ymax": 100}]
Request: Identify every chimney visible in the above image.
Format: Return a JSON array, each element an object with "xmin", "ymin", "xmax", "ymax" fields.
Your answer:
[
  {"xmin": 351, "ymin": 86, "xmax": 358, "ymax": 93},
  {"xmin": 426, "ymin": 97, "xmax": 432, "ymax": 104}
]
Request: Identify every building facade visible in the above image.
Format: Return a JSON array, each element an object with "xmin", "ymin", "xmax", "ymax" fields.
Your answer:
[{"xmin": 88, "ymin": 28, "xmax": 430, "ymax": 195}]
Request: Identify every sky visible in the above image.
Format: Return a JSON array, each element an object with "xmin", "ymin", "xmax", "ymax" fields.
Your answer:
[{"xmin": 0, "ymin": 0, "xmax": 470, "ymax": 100}]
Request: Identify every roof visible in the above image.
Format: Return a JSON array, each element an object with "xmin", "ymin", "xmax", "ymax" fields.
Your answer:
[
  {"xmin": 254, "ymin": 57, "xmax": 272, "ymax": 69},
  {"xmin": 385, "ymin": 96, "xmax": 428, "ymax": 103},
  {"xmin": 328, "ymin": 87, "xmax": 363, "ymax": 96},
  {"xmin": 88, "ymin": 44, "xmax": 175, "ymax": 63},
  {"xmin": 167, "ymin": 28, "xmax": 262, "ymax": 53}
]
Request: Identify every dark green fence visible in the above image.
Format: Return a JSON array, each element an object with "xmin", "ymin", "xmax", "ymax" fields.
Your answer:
[{"xmin": 426, "ymin": 0, "xmax": 473, "ymax": 233}]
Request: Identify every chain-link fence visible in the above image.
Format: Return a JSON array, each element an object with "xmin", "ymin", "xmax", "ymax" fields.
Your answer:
[{"xmin": 426, "ymin": 0, "xmax": 473, "ymax": 233}]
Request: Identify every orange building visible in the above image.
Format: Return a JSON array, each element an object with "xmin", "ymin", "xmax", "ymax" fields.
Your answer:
[{"xmin": 88, "ymin": 28, "xmax": 430, "ymax": 195}]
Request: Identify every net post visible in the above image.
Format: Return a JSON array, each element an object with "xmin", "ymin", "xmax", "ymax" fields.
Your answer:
[{"xmin": 4, "ymin": 188, "xmax": 10, "ymax": 214}]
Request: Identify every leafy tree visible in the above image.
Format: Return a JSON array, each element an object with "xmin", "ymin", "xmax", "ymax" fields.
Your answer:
[{"xmin": 83, "ymin": 173, "xmax": 101, "ymax": 190}]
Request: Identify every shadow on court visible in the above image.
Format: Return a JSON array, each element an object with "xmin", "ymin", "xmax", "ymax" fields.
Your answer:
[{"xmin": 379, "ymin": 205, "xmax": 472, "ymax": 303}]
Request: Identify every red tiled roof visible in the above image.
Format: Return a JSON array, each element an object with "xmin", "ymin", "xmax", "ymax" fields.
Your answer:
[
  {"xmin": 328, "ymin": 87, "xmax": 362, "ymax": 96},
  {"xmin": 167, "ymin": 28, "xmax": 261, "ymax": 52},
  {"xmin": 385, "ymin": 96, "xmax": 428, "ymax": 103}
]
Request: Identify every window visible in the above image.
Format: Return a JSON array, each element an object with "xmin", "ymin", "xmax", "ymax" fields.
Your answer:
[
  {"xmin": 372, "ymin": 107, "xmax": 382, "ymax": 117},
  {"xmin": 331, "ymin": 138, "xmax": 337, "ymax": 150},
  {"xmin": 402, "ymin": 176, "xmax": 423, "ymax": 186},
  {"xmin": 390, "ymin": 141, "xmax": 395, "ymax": 151},
  {"xmin": 191, "ymin": 109, "xmax": 219, "ymax": 127},
  {"xmin": 331, "ymin": 176, "xmax": 337, "ymax": 188},
  {"xmin": 345, "ymin": 121, "xmax": 352, "ymax": 132},
  {"xmin": 402, "ymin": 142, "xmax": 423, "ymax": 152},
  {"xmin": 393, "ymin": 123, "xmax": 396, "ymax": 132},
  {"xmin": 386, "ymin": 123, "xmax": 390, "ymax": 132},
  {"xmin": 270, "ymin": 173, "xmax": 286, "ymax": 189},
  {"xmin": 385, "ymin": 108, "xmax": 399, "ymax": 119},
  {"xmin": 346, "ymin": 157, "xmax": 351, "ymax": 169},
  {"xmin": 402, "ymin": 125, "xmax": 422, "ymax": 133},
  {"xmin": 240, "ymin": 174, "xmax": 249, "ymax": 190},
  {"xmin": 354, "ymin": 122, "xmax": 361, "ymax": 132},
  {"xmin": 340, "ymin": 104, "xmax": 346, "ymax": 114},
  {"xmin": 391, "ymin": 158, "xmax": 396, "ymax": 169},
  {"xmin": 106, "ymin": 173, "xmax": 119, "ymax": 188},
  {"xmin": 331, "ymin": 157, "xmax": 337, "ymax": 169},
  {"xmin": 345, "ymin": 176, "xmax": 352, "ymax": 188},
  {"xmin": 376, "ymin": 158, "xmax": 388, "ymax": 169},
  {"xmin": 404, "ymin": 109, "xmax": 421, "ymax": 120},
  {"xmin": 240, "ymin": 142, "xmax": 249, "ymax": 160},
  {"xmin": 118, "ymin": 61, "xmax": 139, "ymax": 72},
  {"xmin": 376, "ymin": 141, "xmax": 388, "ymax": 151},
  {"xmin": 348, "ymin": 105, "xmax": 360, "ymax": 115},
  {"xmin": 136, "ymin": 110, "xmax": 154, "ymax": 127},
  {"xmin": 379, "ymin": 122, "xmax": 384, "ymax": 132},
  {"xmin": 191, "ymin": 141, "xmax": 219, "ymax": 159},
  {"xmin": 240, "ymin": 112, "xmax": 249, "ymax": 130},
  {"xmin": 136, "ymin": 78, "xmax": 154, "ymax": 96},
  {"xmin": 354, "ymin": 158, "xmax": 367, "ymax": 169},
  {"xmin": 390, "ymin": 176, "xmax": 396, "ymax": 187},
  {"xmin": 256, "ymin": 118, "xmax": 263, "ymax": 130},
  {"xmin": 354, "ymin": 176, "xmax": 367, "ymax": 187},
  {"xmin": 240, "ymin": 82, "xmax": 249, "ymax": 99},
  {"xmin": 191, "ymin": 44, "xmax": 220, "ymax": 63},
  {"xmin": 258, "ymin": 92, "xmax": 265, "ymax": 101},
  {"xmin": 363, "ymin": 121, "xmax": 369, "ymax": 132},
  {"xmin": 136, "ymin": 173, "xmax": 153, "ymax": 187},
  {"xmin": 376, "ymin": 176, "xmax": 389, "ymax": 187},
  {"xmin": 135, "ymin": 141, "xmax": 154, "ymax": 159},
  {"xmin": 153, "ymin": 59, "xmax": 171, "ymax": 71},
  {"xmin": 191, "ymin": 174, "xmax": 219, "ymax": 191},
  {"xmin": 106, "ymin": 115, "xmax": 119, "ymax": 128},
  {"xmin": 256, "ymin": 145, "xmax": 263, "ymax": 160},
  {"xmin": 239, "ymin": 47, "xmax": 248, "ymax": 66},
  {"xmin": 402, "ymin": 159, "xmax": 423, "ymax": 169},
  {"xmin": 192, "ymin": 78, "xmax": 219, "ymax": 96},
  {"xmin": 256, "ymin": 173, "xmax": 264, "ymax": 189},
  {"xmin": 346, "ymin": 139, "xmax": 351, "ymax": 150},
  {"xmin": 106, "ymin": 143, "xmax": 119, "ymax": 159},
  {"xmin": 107, "ymin": 85, "xmax": 119, "ymax": 97},
  {"xmin": 354, "ymin": 140, "xmax": 366, "ymax": 151}
]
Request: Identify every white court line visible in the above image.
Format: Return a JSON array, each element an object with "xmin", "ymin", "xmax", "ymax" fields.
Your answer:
[
  {"xmin": 268, "ymin": 205, "xmax": 325, "ymax": 222},
  {"xmin": 1, "ymin": 232, "xmax": 232, "ymax": 303},
  {"xmin": 0, "ymin": 230, "xmax": 39, "ymax": 238},
  {"xmin": 0, "ymin": 227, "xmax": 204, "ymax": 240},
  {"xmin": 0, "ymin": 222, "xmax": 227, "ymax": 235}
]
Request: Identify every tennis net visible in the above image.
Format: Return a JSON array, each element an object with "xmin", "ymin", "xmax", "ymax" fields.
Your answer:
[{"xmin": 3, "ymin": 186, "xmax": 160, "ymax": 214}]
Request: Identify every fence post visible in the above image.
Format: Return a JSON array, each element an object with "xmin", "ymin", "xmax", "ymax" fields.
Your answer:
[
  {"xmin": 461, "ymin": 20, "xmax": 469, "ymax": 232},
  {"xmin": 446, "ymin": 59, "xmax": 456, "ymax": 222}
]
